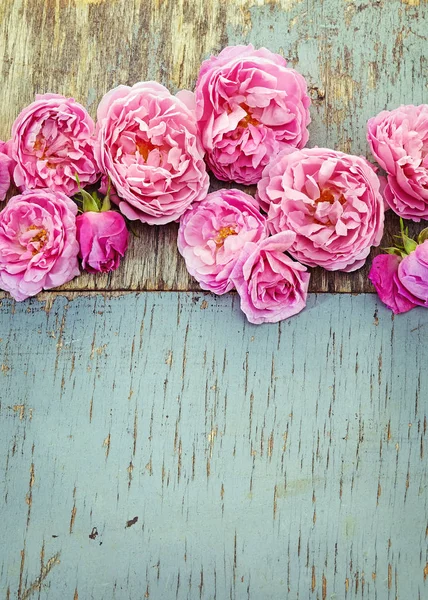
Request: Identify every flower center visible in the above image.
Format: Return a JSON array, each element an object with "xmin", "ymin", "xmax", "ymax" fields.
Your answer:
[
  {"xmin": 27, "ymin": 224, "xmax": 48, "ymax": 255},
  {"xmin": 316, "ymin": 188, "xmax": 346, "ymax": 205},
  {"xmin": 237, "ymin": 103, "xmax": 259, "ymax": 128},
  {"xmin": 136, "ymin": 139, "xmax": 158, "ymax": 161},
  {"xmin": 33, "ymin": 134, "xmax": 47, "ymax": 159},
  {"xmin": 214, "ymin": 226, "xmax": 237, "ymax": 245}
]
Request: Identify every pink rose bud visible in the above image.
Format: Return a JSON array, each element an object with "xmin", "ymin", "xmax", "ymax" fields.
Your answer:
[
  {"xmin": 367, "ymin": 105, "xmax": 428, "ymax": 221},
  {"xmin": 195, "ymin": 44, "xmax": 311, "ymax": 185},
  {"xmin": 10, "ymin": 94, "xmax": 99, "ymax": 196},
  {"xmin": 94, "ymin": 82, "xmax": 209, "ymax": 225},
  {"xmin": 230, "ymin": 231, "xmax": 310, "ymax": 324},
  {"xmin": 0, "ymin": 189, "xmax": 80, "ymax": 301},
  {"xmin": 76, "ymin": 210, "xmax": 128, "ymax": 274},
  {"xmin": 178, "ymin": 188, "xmax": 268, "ymax": 294},
  {"xmin": 258, "ymin": 147, "xmax": 385, "ymax": 271},
  {"xmin": 398, "ymin": 240, "xmax": 428, "ymax": 307},
  {"xmin": 368, "ymin": 254, "xmax": 418, "ymax": 314},
  {"xmin": 0, "ymin": 141, "xmax": 14, "ymax": 201}
]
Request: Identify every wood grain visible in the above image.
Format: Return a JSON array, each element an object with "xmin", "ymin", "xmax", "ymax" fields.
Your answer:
[
  {"xmin": 0, "ymin": 0, "xmax": 427, "ymax": 295},
  {"xmin": 0, "ymin": 292, "xmax": 427, "ymax": 598}
]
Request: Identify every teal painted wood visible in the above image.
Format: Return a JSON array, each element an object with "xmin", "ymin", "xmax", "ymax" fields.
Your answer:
[{"xmin": 0, "ymin": 293, "xmax": 427, "ymax": 599}]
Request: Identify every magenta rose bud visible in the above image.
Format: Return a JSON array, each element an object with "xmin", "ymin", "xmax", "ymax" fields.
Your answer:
[
  {"xmin": 398, "ymin": 240, "xmax": 428, "ymax": 307},
  {"xmin": 195, "ymin": 44, "xmax": 311, "ymax": 185},
  {"xmin": 178, "ymin": 188, "xmax": 267, "ymax": 294},
  {"xmin": 94, "ymin": 82, "xmax": 209, "ymax": 225},
  {"xmin": 0, "ymin": 190, "xmax": 80, "ymax": 301},
  {"xmin": 76, "ymin": 210, "xmax": 129, "ymax": 273},
  {"xmin": 367, "ymin": 105, "xmax": 428, "ymax": 221},
  {"xmin": 368, "ymin": 254, "xmax": 418, "ymax": 314},
  {"xmin": 230, "ymin": 231, "xmax": 310, "ymax": 325},
  {"xmin": 0, "ymin": 141, "xmax": 14, "ymax": 201},
  {"xmin": 258, "ymin": 147, "xmax": 385, "ymax": 271},
  {"xmin": 10, "ymin": 94, "xmax": 99, "ymax": 196}
]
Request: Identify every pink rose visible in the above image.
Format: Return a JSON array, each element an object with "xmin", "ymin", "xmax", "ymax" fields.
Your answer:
[
  {"xmin": 10, "ymin": 94, "xmax": 99, "ymax": 196},
  {"xmin": 230, "ymin": 231, "xmax": 310, "ymax": 324},
  {"xmin": 77, "ymin": 210, "xmax": 128, "ymax": 274},
  {"xmin": 195, "ymin": 44, "xmax": 311, "ymax": 185},
  {"xmin": 398, "ymin": 240, "xmax": 428, "ymax": 307},
  {"xmin": 178, "ymin": 188, "xmax": 267, "ymax": 294},
  {"xmin": 258, "ymin": 147, "xmax": 384, "ymax": 271},
  {"xmin": 0, "ymin": 141, "xmax": 14, "ymax": 201},
  {"xmin": 367, "ymin": 105, "xmax": 428, "ymax": 221},
  {"xmin": 94, "ymin": 82, "xmax": 209, "ymax": 225},
  {"xmin": 0, "ymin": 190, "xmax": 80, "ymax": 301},
  {"xmin": 368, "ymin": 254, "xmax": 418, "ymax": 314}
]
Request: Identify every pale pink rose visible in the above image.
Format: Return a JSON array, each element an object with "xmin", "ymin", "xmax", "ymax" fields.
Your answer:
[
  {"xmin": 398, "ymin": 240, "xmax": 428, "ymax": 307},
  {"xmin": 368, "ymin": 254, "xmax": 418, "ymax": 314},
  {"xmin": 0, "ymin": 190, "xmax": 80, "ymax": 301},
  {"xmin": 195, "ymin": 44, "xmax": 311, "ymax": 185},
  {"xmin": 94, "ymin": 82, "xmax": 209, "ymax": 225},
  {"xmin": 178, "ymin": 188, "xmax": 267, "ymax": 294},
  {"xmin": 258, "ymin": 147, "xmax": 384, "ymax": 271},
  {"xmin": 367, "ymin": 105, "xmax": 428, "ymax": 221},
  {"xmin": 0, "ymin": 141, "xmax": 14, "ymax": 201},
  {"xmin": 230, "ymin": 231, "xmax": 310, "ymax": 324},
  {"xmin": 10, "ymin": 94, "xmax": 99, "ymax": 196},
  {"xmin": 77, "ymin": 210, "xmax": 128, "ymax": 273}
]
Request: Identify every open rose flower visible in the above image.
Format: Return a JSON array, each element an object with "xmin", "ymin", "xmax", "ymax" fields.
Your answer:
[
  {"xmin": 258, "ymin": 147, "xmax": 384, "ymax": 271},
  {"xmin": 0, "ymin": 141, "xmax": 14, "ymax": 201},
  {"xmin": 10, "ymin": 94, "xmax": 99, "ymax": 196},
  {"xmin": 367, "ymin": 105, "xmax": 428, "ymax": 221},
  {"xmin": 195, "ymin": 44, "xmax": 311, "ymax": 185},
  {"xmin": 368, "ymin": 254, "xmax": 418, "ymax": 314},
  {"xmin": 0, "ymin": 190, "xmax": 79, "ymax": 301},
  {"xmin": 230, "ymin": 231, "xmax": 310, "ymax": 324},
  {"xmin": 95, "ymin": 82, "xmax": 209, "ymax": 225},
  {"xmin": 178, "ymin": 188, "xmax": 267, "ymax": 294}
]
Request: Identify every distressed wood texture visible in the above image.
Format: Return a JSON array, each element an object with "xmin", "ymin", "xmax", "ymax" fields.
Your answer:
[
  {"xmin": 0, "ymin": 0, "xmax": 427, "ymax": 293},
  {"xmin": 0, "ymin": 292, "xmax": 427, "ymax": 599}
]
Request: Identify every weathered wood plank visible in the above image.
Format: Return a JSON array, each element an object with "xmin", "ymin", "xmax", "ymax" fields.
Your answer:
[
  {"xmin": 0, "ymin": 0, "xmax": 427, "ymax": 294},
  {"xmin": 0, "ymin": 292, "xmax": 427, "ymax": 598}
]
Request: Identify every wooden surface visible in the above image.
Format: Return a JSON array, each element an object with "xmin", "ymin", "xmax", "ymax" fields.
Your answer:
[
  {"xmin": 0, "ymin": 0, "xmax": 427, "ymax": 293},
  {"xmin": 0, "ymin": 292, "xmax": 427, "ymax": 599}
]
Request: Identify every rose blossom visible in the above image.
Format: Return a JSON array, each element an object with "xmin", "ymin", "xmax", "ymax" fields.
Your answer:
[
  {"xmin": 368, "ymin": 254, "xmax": 418, "ymax": 314},
  {"xmin": 367, "ymin": 104, "xmax": 428, "ymax": 221},
  {"xmin": 195, "ymin": 44, "xmax": 311, "ymax": 185},
  {"xmin": 0, "ymin": 141, "xmax": 14, "ymax": 201},
  {"xmin": 77, "ymin": 210, "xmax": 128, "ymax": 273},
  {"xmin": 0, "ymin": 190, "xmax": 80, "ymax": 301},
  {"xmin": 398, "ymin": 240, "xmax": 428, "ymax": 307},
  {"xmin": 94, "ymin": 82, "xmax": 209, "ymax": 225},
  {"xmin": 10, "ymin": 94, "xmax": 99, "ymax": 196},
  {"xmin": 258, "ymin": 147, "xmax": 384, "ymax": 271},
  {"xmin": 230, "ymin": 231, "xmax": 310, "ymax": 324},
  {"xmin": 178, "ymin": 188, "xmax": 267, "ymax": 294}
]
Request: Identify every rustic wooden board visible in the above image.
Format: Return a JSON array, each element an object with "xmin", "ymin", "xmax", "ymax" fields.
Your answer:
[
  {"xmin": 0, "ymin": 292, "xmax": 427, "ymax": 599},
  {"xmin": 0, "ymin": 0, "xmax": 427, "ymax": 294}
]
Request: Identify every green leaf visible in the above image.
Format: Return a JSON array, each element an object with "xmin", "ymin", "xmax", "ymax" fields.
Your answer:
[
  {"xmin": 417, "ymin": 227, "xmax": 428, "ymax": 245},
  {"xmin": 383, "ymin": 247, "xmax": 406, "ymax": 258},
  {"xmin": 100, "ymin": 178, "xmax": 112, "ymax": 212},
  {"xmin": 75, "ymin": 174, "xmax": 100, "ymax": 213},
  {"xmin": 402, "ymin": 233, "xmax": 418, "ymax": 255}
]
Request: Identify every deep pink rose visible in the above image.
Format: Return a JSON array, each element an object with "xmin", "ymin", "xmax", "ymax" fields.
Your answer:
[
  {"xmin": 367, "ymin": 105, "xmax": 428, "ymax": 221},
  {"xmin": 258, "ymin": 147, "xmax": 384, "ymax": 271},
  {"xmin": 368, "ymin": 254, "xmax": 418, "ymax": 314},
  {"xmin": 230, "ymin": 231, "xmax": 310, "ymax": 324},
  {"xmin": 195, "ymin": 44, "xmax": 311, "ymax": 185},
  {"xmin": 398, "ymin": 240, "xmax": 428, "ymax": 307},
  {"xmin": 178, "ymin": 188, "xmax": 267, "ymax": 294},
  {"xmin": 94, "ymin": 82, "xmax": 209, "ymax": 225},
  {"xmin": 0, "ymin": 190, "xmax": 79, "ymax": 301},
  {"xmin": 10, "ymin": 94, "xmax": 99, "ymax": 196},
  {"xmin": 76, "ymin": 210, "xmax": 128, "ymax": 273},
  {"xmin": 0, "ymin": 141, "xmax": 14, "ymax": 201}
]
